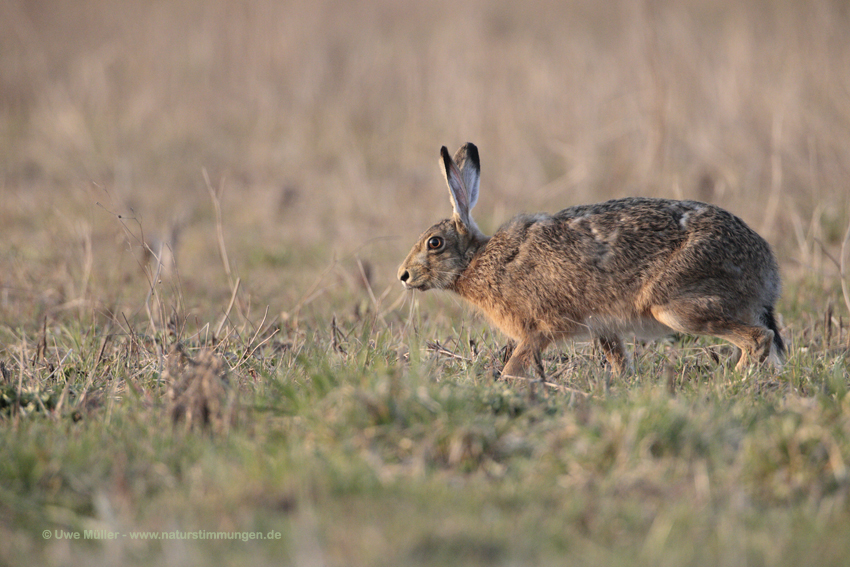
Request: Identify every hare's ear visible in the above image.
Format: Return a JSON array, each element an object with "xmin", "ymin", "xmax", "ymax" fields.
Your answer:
[
  {"xmin": 440, "ymin": 144, "xmax": 483, "ymax": 238},
  {"xmin": 453, "ymin": 143, "xmax": 480, "ymax": 210}
]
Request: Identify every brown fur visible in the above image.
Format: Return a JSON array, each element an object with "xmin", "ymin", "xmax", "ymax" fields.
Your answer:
[{"xmin": 398, "ymin": 143, "xmax": 784, "ymax": 378}]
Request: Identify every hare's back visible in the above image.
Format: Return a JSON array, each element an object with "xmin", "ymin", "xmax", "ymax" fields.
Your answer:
[
  {"xmin": 555, "ymin": 197, "xmax": 725, "ymax": 235},
  {"xmin": 554, "ymin": 197, "xmax": 771, "ymax": 258},
  {"xmin": 552, "ymin": 197, "xmax": 779, "ymax": 298},
  {"xmin": 485, "ymin": 197, "xmax": 777, "ymax": 301}
]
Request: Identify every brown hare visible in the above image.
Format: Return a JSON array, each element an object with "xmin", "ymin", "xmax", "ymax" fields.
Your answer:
[{"xmin": 398, "ymin": 142, "xmax": 785, "ymax": 379}]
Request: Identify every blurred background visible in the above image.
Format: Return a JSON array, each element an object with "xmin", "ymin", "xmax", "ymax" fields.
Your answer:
[{"xmin": 2, "ymin": 0, "xmax": 849, "ymax": 323}]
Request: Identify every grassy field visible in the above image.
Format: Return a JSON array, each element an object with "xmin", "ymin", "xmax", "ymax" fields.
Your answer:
[{"xmin": 2, "ymin": 0, "xmax": 850, "ymax": 565}]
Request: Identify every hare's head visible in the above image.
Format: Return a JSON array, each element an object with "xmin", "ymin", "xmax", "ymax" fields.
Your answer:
[{"xmin": 398, "ymin": 143, "xmax": 488, "ymax": 291}]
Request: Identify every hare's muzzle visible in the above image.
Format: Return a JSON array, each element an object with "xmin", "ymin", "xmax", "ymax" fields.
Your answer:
[{"xmin": 398, "ymin": 265, "xmax": 425, "ymax": 290}]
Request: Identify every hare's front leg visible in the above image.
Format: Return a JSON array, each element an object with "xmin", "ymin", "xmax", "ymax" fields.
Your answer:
[
  {"xmin": 596, "ymin": 335, "xmax": 631, "ymax": 375},
  {"xmin": 501, "ymin": 334, "xmax": 551, "ymax": 380}
]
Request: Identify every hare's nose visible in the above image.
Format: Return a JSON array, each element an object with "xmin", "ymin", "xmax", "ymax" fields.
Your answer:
[{"xmin": 398, "ymin": 269, "xmax": 410, "ymax": 283}]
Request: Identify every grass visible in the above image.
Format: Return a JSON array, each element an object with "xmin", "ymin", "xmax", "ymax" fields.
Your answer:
[
  {"xmin": 2, "ymin": 0, "xmax": 850, "ymax": 565},
  {"xmin": 2, "ymin": 289, "xmax": 849, "ymax": 566}
]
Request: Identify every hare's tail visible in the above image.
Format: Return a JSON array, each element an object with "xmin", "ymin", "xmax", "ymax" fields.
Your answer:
[{"xmin": 761, "ymin": 305, "xmax": 785, "ymax": 358}]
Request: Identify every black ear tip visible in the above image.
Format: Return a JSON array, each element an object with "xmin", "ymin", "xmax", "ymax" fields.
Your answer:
[
  {"xmin": 464, "ymin": 143, "xmax": 480, "ymax": 169},
  {"xmin": 440, "ymin": 146, "xmax": 450, "ymax": 159}
]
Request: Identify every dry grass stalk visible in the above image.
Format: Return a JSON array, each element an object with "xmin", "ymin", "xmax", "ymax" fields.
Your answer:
[
  {"xmin": 165, "ymin": 344, "xmax": 236, "ymax": 433},
  {"xmin": 841, "ymin": 219, "xmax": 850, "ymax": 320}
]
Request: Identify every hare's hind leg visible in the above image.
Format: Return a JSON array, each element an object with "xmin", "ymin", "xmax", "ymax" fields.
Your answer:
[
  {"xmin": 717, "ymin": 324, "xmax": 774, "ymax": 370},
  {"xmin": 650, "ymin": 303, "xmax": 774, "ymax": 370}
]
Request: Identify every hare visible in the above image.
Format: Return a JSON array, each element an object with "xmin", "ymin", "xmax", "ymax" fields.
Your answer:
[{"xmin": 398, "ymin": 142, "xmax": 785, "ymax": 378}]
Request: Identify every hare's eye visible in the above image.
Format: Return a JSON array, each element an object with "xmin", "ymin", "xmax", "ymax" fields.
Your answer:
[{"xmin": 427, "ymin": 236, "xmax": 443, "ymax": 250}]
